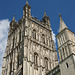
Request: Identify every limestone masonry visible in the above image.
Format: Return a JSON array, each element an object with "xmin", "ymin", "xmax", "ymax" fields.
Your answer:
[{"xmin": 1, "ymin": 1, "xmax": 75, "ymax": 75}]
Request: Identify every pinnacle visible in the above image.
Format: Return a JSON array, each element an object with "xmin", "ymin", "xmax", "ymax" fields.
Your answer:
[
  {"xmin": 59, "ymin": 13, "xmax": 62, "ymax": 17},
  {"xmin": 44, "ymin": 10, "xmax": 47, "ymax": 17},
  {"xmin": 26, "ymin": 0, "xmax": 28, "ymax": 4},
  {"xmin": 13, "ymin": 15, "xmax": 15, "ymax": 21}
]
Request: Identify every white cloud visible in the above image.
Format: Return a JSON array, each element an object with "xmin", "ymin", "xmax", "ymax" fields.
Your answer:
[
  {"xmin": 52, "ymin": 31, "xmax": 56, "ymax": 44},
  {"xmin": 0, "ymin": 19, "xmax": 10, "ymax": 75}
]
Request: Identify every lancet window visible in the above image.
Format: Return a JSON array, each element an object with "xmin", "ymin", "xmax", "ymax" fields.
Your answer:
[
  {"xmin": 34, "ymin": 53, "xmax": 38, "ymax": 65},
  {"xmin": 45, "ymin": 57, "xmax": 48, "ymax": 70},
  {"xmin": 42, "ymin": 34, "xmax": 45, "ymax": 44},
  {"xmin": 9, "ymin": 61, "xmax": 12, "ymax": 75},
  {"xmin": 19, "ymin": 31, "xmax": 21, "ymax": 41},
  {"xmin": 17, "ymin": 54, "xmax": 19, "ymax": 68},
  {"xmin": 32, "ymin": 29, "xmax": 36, "ymax": 39},
  {"xmin": 13, "ymin": 38, "xmax": 15, "ymax": 48}
]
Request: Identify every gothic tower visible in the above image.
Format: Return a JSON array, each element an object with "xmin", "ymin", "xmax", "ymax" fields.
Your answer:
[
  {"xmin": 56, "ymin": 14, "xmax": 75, "ymax": 75},
  {"xmin": 1, "ymin": 1, "xmax": 58, "ymax": 75}
]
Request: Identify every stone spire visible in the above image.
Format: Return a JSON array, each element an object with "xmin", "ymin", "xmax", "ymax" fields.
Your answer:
[
  {"xmin": 59, "ymin": 14, "xmax": 68, "ymax": 32},
  {"xmin": 44, "ymin": 10, "xmax": 47, "ymax": 17}
]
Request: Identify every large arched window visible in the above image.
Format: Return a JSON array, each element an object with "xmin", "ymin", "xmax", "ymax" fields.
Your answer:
[
  {"xmin": 34, "ymin": 53, "xmax": 38, "ymax": 66},
  {"xmin": 45, "ymin": 57, "xmax": 48, "ymax": 70},
  {"xmin": 32, "ymin": 29, "xmax": 36, "ymax": 39}
]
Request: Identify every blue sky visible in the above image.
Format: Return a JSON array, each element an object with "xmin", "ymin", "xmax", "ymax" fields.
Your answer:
[
  {"xmin": 0, "ymin": 0, "xmax": 75, "ymax": 33},
  {"xmin": 0, "ymin": 0, "xmax": 75, "ymax": 74}
]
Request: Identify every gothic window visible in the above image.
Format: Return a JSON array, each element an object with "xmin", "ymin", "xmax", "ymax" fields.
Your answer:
[
  {"xmin": 47, "ymin": 39, "xmax": 48, "ymax": 45},
  {"xmin": 67, "ymin": 44, "xmax": 70, "ymax": 55},
  {"xmin": 63, "ymin": 33, "xmax": 66, "ymax": 42},
  {"xmin": 65, "ymin": 46, "xmax": 68, "ymax": 56},
  {"xmin": 19, "ymin": 31, "xmax": 21, "ymax": 41},
  {"xmin": 9, "ymin": 61, "xmax": 12, "ymax": 75},
  {"xmin": 49, "ymin": 61, "xmax": 51, "ymax": 70},
  {"xmin": 66, "ymin": 63, "xmax": 69, "ymax": 68},
  {"xmin": 32, "ymin": 29, "xmax": 36, "ymax": 39},
  {"xmin": 34, "ymin": 53, "xmax": 38, "ymax": 66},
  {"xmin": 13, "ymin": 38, "xmax": 15, "ymax": 48},
  {"xmin": 45, "ymin": 57, "xmax": 48, "ymax": 70},
  {"xmin": 42, "ymin": 34, "xmax": 45, "ymax": 44},
  {"xmin": 60, "ymin": 35, "xmax": 63, "ymax": 45},
  {"xmin": 17, "ymin": 54, "xmax": 19, "ymax": 68},
  {"xmin": 60, "ymin": 50, "xmax": 63, "ymax": 61},
  {"xmin": 62, "ymin": 48, "xmax": 65, "ymax": 58}
]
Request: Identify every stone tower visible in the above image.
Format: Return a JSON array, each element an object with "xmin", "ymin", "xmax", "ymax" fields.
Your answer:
[
  {"xmin": 1, "ymin": 1, "xmax": 58, "ymax": 75},
  {"xmin": 56, "ymin": 14, "xmax": 75, "ymax": 75}
]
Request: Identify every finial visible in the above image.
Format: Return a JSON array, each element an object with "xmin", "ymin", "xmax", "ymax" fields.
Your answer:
[
  {"xmin": 13, "ymin": 15, "xmax": 15, "ymax": 21},
  {"xmin": 26, "ymin": 0, "xmax": 28, "ymax": 4},
  {"xmin": 59, "ymin": 13, "xmax": 62, "ymax": 18},
  {"xmin": 44, "ymin": 10, "xmax": 47, "ymax": 17}
]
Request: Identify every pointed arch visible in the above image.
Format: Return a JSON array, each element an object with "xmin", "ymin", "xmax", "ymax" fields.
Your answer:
[
  {"xmin": 42, "ymin": 34, "xmax": 45, "ymax": 44},
  {"xmin": 32, "ymin": 29, "xmax": 36, "ymax": 39},
  {"xmin": 44, "ymin": 57, "xmax": 48, "ymax": 70},
  {"xmin": 34, "ymin": 52, "xmax": 38, "ymax": 66}
]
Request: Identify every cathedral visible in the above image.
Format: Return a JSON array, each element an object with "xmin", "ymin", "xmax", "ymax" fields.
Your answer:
[{"xmin": 1, "ymin": 0, "xmax": 75, "ymax": 75}]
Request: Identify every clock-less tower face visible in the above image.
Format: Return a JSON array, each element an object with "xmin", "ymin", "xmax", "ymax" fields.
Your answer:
[{"xmin": 1, "ymin": 1, "xmax": 58, "ymax": 75}]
